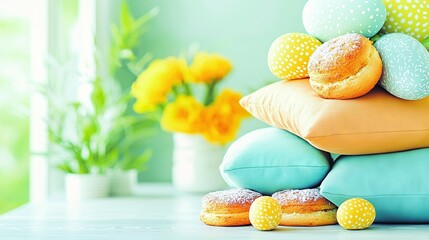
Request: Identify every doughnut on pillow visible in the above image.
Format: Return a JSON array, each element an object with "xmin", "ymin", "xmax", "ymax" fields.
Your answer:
[
  {"xmin": 308, "ymin": 33, "xmax": 382, "ymax": 100},
  {"xmin": 320, "ymin": 148, "xmax": 429, "ymax": 223},
  {"xmin": 240, "ymin": 79, "xmax": 429, "ymax": 155},
  {"xmin": 220, "ymin": 128, "xmax": 331, "ymax": 195}
]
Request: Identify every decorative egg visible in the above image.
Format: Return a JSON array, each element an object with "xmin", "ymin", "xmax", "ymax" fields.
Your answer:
[
  {"xmin": 249, "ymin": 196, "xmax": 282, "ymax": 231},
  {"xmin": 374, "ymin": 33, "xmax": 429, "ymax": 100},
  {"xmin": 382, "ymin": 0, "xmax": 429, "ymax": 42},
  {"xmin": 302, "ymin": 0, "xmax": 387, "ymax": 42},
  {"xmin": 337, "ymin": 198, "xmax": 376, "ymax": 230},
  {"xmin": 268, "ymin": 33, "xmax": 322, "ymax": 80}
]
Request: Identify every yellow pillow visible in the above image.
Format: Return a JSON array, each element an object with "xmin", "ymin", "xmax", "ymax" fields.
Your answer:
[{"xmin": 240, "ymin": 79, "xmax": 429, "ymax": 155}]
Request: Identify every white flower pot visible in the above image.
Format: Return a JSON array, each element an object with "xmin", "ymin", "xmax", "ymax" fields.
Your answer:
[
  {"xmin": 172, "ymin": 133, "xmax": 228, "ymax": 193},
  {"xmin": 65, "ymin": 174, "xmax": 110, "ymax": 201},
  {"xmin": 109, "ymin": 169, "xmax": 138, "ymax": 196}
]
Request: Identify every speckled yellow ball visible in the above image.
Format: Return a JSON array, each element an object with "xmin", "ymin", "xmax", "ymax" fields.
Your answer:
[
  {"xmin": 382, "ymin": 0, "xmax": 429, "ymax": 42},
  {"xmin": 337, "ymin": 198, "xmax": 376, "ymax": 230},
  {"xmin": 268, "ymin": 33, "xmax": 322, "ymax": 80},
  {"xmin": 249, "ymin": 196, "xmax": 282, "ymax": 231}
]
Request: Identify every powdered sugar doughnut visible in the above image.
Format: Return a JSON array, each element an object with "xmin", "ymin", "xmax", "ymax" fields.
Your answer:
[
  {"xmin": 272, "ymin": 188, "xmax": 338, "ymax": 226},
  {"xmin": 308, "ymin": 33, "xmax": 382, "ymax": 99},
  {"xmin": 200, "ymin": 188, "xmax": 262, "ymax": 226}
]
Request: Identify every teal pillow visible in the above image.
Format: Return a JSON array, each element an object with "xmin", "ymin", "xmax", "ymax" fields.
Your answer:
[
  {"xmin": 321, "ymin": 148, "xmax": 429, "ymax": 223},
  {"xmin": 220, "ymin": 128, "xmax": 331, "ymax": 195}
]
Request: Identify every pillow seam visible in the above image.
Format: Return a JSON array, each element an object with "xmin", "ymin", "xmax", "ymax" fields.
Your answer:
[
  {"xmin": 244, "ymin": 102, "xmax": 429, "ymax": 138},
  {"xmin": 224, "ymin": 165, "xmax": 329, "ymax": 172},
  {"xmin": 322, "ymin": 192, "xmax": 429, "ymax": 198}
]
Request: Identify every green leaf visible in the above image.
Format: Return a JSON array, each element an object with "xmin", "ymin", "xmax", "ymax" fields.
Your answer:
[
  {"xmin": 120, "ymin": 0, "xmax": 134, "ymax": 35},
  {"xmin": 91, "ymin": 78, "xmax": 106, "ymax": 113},
  {"xmin": 82, "ymin": 119, "xmax": 98, "ymax": 143},
  {"xmin": 70, "ymin": 101, "xmax": 81, "ymax": 111},
  {"xmin": 77, "ymin": 159, "xmax": 90, "ymax": 174},
  {"xmin": 57, "ymin": 163, "xmax": 75, "ymax": 174},
  {"xmin": 129, "ymin": 52, "xmax": 153, "ymax": 74},
  {"xmin": 106, "ymin": 149, "xmax": 120, "ymax": 167},
  {"xmin": 110, "ymin": 43, "xmax": 121, "ymax": 63},
  {"xmin": 422, "ymin": 37, "xmax": 429, "ymax": 51},
  {"xmin": 126, "ymin": 33, "xmax": 140, "ymax": 51},
  {"xmin": 204, "ymin": 81, "xmax": 218, "ymax": 106},
  {"xmin": 182, "ymin": 81, "xmax": 193, "ymax": 96},
  {"xmin": 111, "ymin": 25, "xmax": 122, "ymax": 47},
  {"xmin": 134, "ymin": 7, "xmax": 159, "ymax": 30},
  {"xmin": 122, "ymin": 149, "xmax": 152, "ymax": 171},
  {"xmin": 370, "ymin": 34, "xmax": 381, "ymax": 43}
]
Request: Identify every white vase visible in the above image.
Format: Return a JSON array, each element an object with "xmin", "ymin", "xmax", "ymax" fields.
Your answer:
[
  {"xmin": 65, "ymin": 174, "xmax": 110, "ymax": 201},
  {"xmin": 172, "ymin": 133, "xmax": 228, "ymax": 193},
  {"xmin": 109, "ymin": 169, "xmax": 138, "ymax": 196}
]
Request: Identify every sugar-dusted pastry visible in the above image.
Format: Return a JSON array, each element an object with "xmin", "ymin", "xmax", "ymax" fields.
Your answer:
[
  {"xmin": 200, "ymin": 188, "xmax": 262, "ymax": 226},
  {"xmin": 272, "ymin": 188, "xmax": 337, "ymax": 226},
  {"xmin": 308, "ymin": 33, "xmax": 382, "ymax": 99}
]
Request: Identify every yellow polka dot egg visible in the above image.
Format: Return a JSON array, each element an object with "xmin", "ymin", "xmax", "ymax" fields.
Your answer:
[
  {"xmin": 337, "ymin": 198, "xmax": 376, "ymax": 230},
  {"xmin": 249, "ymin": 196, "xmax": 282, "ymax": 231},
  {"xmin": 268, "ymin": 33, "xmax": 322, "ymax": 80},
  {"xmin": 382, "ymin": 0, "xmax": 429, "ymax": 42}
]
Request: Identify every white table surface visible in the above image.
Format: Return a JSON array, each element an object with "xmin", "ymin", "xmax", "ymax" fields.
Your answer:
[{"xmin": 0, "ymin": 183, "xmax": 428, "ymax": 240}]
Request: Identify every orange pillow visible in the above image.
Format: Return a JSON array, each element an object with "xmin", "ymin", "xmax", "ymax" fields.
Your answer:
[{"xmin": 240, "ymin": 79, "xmax": 429, "ymax": 155}]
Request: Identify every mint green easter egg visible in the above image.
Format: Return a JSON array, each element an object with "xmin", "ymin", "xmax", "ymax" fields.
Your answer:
[
  {"xmin": 374, "ymin": 33, "xmax": 429, "ymax": 100},
  {"xmin": 303, "ymin": 0, "xmax": 387, "ymax": 42}
]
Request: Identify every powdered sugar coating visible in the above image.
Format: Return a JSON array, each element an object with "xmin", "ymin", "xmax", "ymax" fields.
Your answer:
[
  {"xmin": 272, "ymin": 189, "xmax": 324, "ymax": 205},
  {"xmin": 309, "ymin": 33, "xmax": 362, "ymax": 73},
  {"xmin": 203, "ymin": 188, "xmax": 262, "ymax": 205}
]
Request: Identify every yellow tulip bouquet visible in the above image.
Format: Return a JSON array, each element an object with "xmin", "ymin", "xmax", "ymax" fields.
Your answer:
[{"xmin": 131, "ymin": 52, "xmax": 249, "ymax": 144}]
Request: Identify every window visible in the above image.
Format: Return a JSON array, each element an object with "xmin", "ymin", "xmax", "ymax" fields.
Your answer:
[
  {"xmin": 0, "ymin": 0, "xmax": 80, "ymax": 212},
  {"xmin": 0, "ymin": 0, "xmax": 30, "ymax": 214}
]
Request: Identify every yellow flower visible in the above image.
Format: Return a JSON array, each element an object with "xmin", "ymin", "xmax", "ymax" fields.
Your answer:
[
  {"xmin": 161, "ymin": 95, "xmax": 204, "ymax": 133},
  {"xmin": 131, "ymin": 57, "xmax": 187, "ymax": 113},
  {"xmin": 132, "ymin": 99, "xmax": 157, "ymax": 113},
  {"xmin": 189, "ymin": 52, "xmax": 232, "ymax": 83},
  {"xmin": 214, "ymin": 89, "xmax": 250, "ymax": 118},
  {"xmin": 203, "ymin": 105, "xmax": 241, "ymax": 145},
  {"xmin": 201, "ymin": 89, "xmax": 249, "ymax": 144},
  {"xmin": 148, "ymin": 57, "xmax": 187, "ymax": 86},
  {"xmin": 131, "ymin": 72, "xmax": 168, "ymax": 104}
]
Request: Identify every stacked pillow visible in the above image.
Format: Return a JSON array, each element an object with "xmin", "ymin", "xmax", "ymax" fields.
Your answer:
[
  {"xmin": 321, "ymin": 149, "xmax": 429, "ymax": 223},
  {"xmin": 220, "ymin": 0, "xmax": 429, "ymax": 223},
  {"xmin": 220, "ymin": 128, "xmax": 331, "ymax": 195},
  {"xmin": 240, "ymin": 80, "xmax": 429, "ymax": 155}
]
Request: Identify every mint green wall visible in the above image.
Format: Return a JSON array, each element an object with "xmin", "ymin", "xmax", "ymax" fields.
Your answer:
[{"xmin": 118, "ymin": 0, "xmax": 308, "ymax": 182}]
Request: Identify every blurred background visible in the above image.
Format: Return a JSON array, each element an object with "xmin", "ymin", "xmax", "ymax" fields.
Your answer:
[{"xmin": 0, "ymin": 0, "xmax": 307, "ymax": 214}]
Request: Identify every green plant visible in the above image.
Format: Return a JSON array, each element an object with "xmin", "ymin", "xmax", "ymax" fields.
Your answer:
[
  {"xmin": 110, "ymin": 1, "xmax": 159, "ymax": 75},
  {"xmin": 45, "ymin": 69, "xmax": 156, "ymax": 174},
  {"xmin": 45, "ymin": 1, "xmax": 159, "ymax": 175}
]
